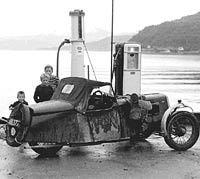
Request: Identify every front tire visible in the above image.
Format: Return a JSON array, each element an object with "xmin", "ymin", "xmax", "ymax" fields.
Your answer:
[{"xmin": 164, "ymin": 111, "xmax": 199, "ymax": 151}]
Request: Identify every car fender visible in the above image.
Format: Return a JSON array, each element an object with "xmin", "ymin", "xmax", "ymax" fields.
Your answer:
[{"xmin": 161, "ymin": 101, "xmax": 193, "ymax": 136}]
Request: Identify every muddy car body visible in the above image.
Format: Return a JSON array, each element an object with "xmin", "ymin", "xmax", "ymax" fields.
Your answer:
[{"xmin": 4, "ymin": 77, "xmax": 200, "ymax": 155}]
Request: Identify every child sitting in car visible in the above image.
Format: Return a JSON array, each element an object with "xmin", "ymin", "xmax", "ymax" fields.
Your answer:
[{"xmin": 44, "ymin": 64, "xmax": 59, "ymax": 91}]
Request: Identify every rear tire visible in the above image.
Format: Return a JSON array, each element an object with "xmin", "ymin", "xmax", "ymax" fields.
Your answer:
[
  {"xmin": 29, "ymin": 142, "xmax": 63, "ymax": 156},
  {"xmin": 164, "ymin": 111, "xmax": 199, "ymax": 151}
]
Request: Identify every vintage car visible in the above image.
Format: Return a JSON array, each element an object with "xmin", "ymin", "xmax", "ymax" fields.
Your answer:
[{"xmin": 2, "ymin": 77, "xmax": 200, "ymax": 155}]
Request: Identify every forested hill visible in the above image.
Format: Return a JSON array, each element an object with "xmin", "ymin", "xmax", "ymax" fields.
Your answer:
[{"xmin": 129, "ymin": 12, "xmax": 200, "ymax": 51}]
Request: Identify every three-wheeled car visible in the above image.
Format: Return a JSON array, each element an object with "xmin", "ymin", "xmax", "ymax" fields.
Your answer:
[{"xmin": 1, "ymin": 77, "xmax": 199, "ymax": 155}]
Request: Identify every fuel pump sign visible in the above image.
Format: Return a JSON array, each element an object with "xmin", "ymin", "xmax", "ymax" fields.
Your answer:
[{"xmin": 123, "ymin": 44, "xmax": 141, "ymax": 94}]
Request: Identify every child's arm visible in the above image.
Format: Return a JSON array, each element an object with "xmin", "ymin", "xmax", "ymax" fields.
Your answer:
[
  {"xmin": 33, "ymin": 86, "xmax": 40, "ymax": 103},
  {"xmin": 9, "ymin": 101, "xmax": 18, "ymax": 110},
  {"xmin": 9, "ymin": 104, "xmax": 14, "ymax": 110},
  {"xmin": 24, "ymin": 101, "xmax": 28, "ymax": 105}
]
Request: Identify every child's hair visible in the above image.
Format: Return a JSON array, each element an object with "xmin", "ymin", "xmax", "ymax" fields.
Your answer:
[
  {"xmin": 40, "ymin": 73, "xmax": 50, "ymax": 82},
  {"xmin": 44, "ymin": 64, "xmax": 53, "ymax": 72},
  {"xmin": 17, "ymin": 91, "xmax": 25, "ymax": 97}
]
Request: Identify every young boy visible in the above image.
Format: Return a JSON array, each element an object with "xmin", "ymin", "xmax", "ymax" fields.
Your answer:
[
  {"xmin": 9, "ymin": 91, "xmax": 28, "ymax": 110},
  {"xmin": 9, "ymin": 91, "xmax": 28, "ymax": 153},
  {"xmin": 44, "ymin": 64, "xmax": 59, "ymax": 91},
  {"xmin": 33, "ymin": 73, "xmax": 54, "ymax": 103}
]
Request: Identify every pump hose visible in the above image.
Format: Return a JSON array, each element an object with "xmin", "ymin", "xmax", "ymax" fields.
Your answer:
[
  {"xmin": 83, "ymin": 41, "xmax": 97, "ymax": 81},
  {"xmin": 56, "ymin": 39, "xmax": 70, "ymax": 78},
  {"xmin": 111, "ymin": 47, "xmax": 121, "ymax": 83},
  {"xmin": 56, "ymin": 39, "xmax": 97, "ymax": 80}
]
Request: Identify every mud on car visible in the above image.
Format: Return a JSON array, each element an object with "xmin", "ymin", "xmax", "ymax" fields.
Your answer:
[{"xmin": 2, "ymin": 77, "xmax": 199, "ymax": 155}]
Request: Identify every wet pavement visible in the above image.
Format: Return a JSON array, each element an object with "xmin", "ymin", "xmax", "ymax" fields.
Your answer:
[{"xmin": 1, "ymin": 135, "xmax": 200, "ymax": 179}]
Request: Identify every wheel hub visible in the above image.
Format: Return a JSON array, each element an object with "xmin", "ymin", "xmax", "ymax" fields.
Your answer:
[
  {"xmin": 174, "ymin": 126, "xmax": 186, "ymax": 137},
  {"xmin": 10, "ymin": 127, "xmax": 17, "ymax": 136}
]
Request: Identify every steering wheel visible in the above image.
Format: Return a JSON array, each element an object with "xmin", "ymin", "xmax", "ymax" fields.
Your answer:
[
  {"xmin": 91, "ymin": 90, "xmax": 104, "ymax": 107},
  {"xmin": 92, "ymin": 90, "xmax": 103, "ymax": 97}
]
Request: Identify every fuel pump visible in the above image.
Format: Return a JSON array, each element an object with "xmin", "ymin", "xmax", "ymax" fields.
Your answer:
[
  {"xmin": 113, "ymin": 43, "xmax": 141, "ymax": 95},
  {"xmin": 69, "ymin": 10, "xmax": 85, "ymax": 78}
]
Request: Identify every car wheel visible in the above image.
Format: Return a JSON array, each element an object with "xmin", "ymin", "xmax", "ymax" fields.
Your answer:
[
  {"xmin": 6, "ymin": 124, "xmax": 21, "ymax": 147},
  {"xmin": 29, "ymin": 142, "xmax": 63, "ymax": 156},
  {"xmin": 164, "ymin": 111, "xmax": 199, "ymax": 151}
]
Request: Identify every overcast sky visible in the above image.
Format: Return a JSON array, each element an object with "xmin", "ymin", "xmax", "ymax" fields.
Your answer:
[{"xmin": 0, "ymin": 0, "xmax": 200, "ymax": 37}]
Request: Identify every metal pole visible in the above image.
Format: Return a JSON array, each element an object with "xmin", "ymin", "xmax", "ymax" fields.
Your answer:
[
  {"xmin": 87, "ymin": 65, "xmax": 90, "ymax": 79},
  {"xmin": 110, "ymin": 0, "xmax": 114, "ymax": 83}
]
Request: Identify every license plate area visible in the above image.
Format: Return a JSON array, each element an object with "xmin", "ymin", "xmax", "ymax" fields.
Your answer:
[{"xmin": 8, "ymin": 118, "xmax": 21, "ymax": 128}]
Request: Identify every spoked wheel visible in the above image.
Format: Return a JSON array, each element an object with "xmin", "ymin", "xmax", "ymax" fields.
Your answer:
[
  {"xmin": 29, "ymin": 142, "xmax": 63, "ymax": 156},
  {"xmin": 164, "ymin": 111, "xmax": 199, "ymax": 151}
]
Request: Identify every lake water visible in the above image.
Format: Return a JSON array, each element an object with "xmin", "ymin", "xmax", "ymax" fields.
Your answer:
[{"xmin": 0, "ymin": 50, "xmax": 200, "ymax": 116}]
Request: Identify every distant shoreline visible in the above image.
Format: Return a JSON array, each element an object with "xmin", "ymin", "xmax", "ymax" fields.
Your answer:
[
  {"xmin": 0, "ymin": 48, "xmax": 200, "ymax": 55},
  {"xmin": 142, "ymin": 51, "xmax": 200, "ymax": 55}
]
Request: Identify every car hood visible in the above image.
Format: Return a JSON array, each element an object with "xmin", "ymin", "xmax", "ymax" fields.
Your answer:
[{"xmin": 29, "ymin": 100, "xmax": 74, "ymax": 115}]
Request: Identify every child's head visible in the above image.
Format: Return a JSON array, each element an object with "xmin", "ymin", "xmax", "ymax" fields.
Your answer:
[
  {"xmin": 17, "ymin": 91, "xmax": 25, "ymax": 102},
  {"xmin": 40, "ymin": 73, "xmax": 50, "ymax": 86},
  {"xmin": 44, "ymin": 65, "xmax": 53, "ymax": 76}
]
